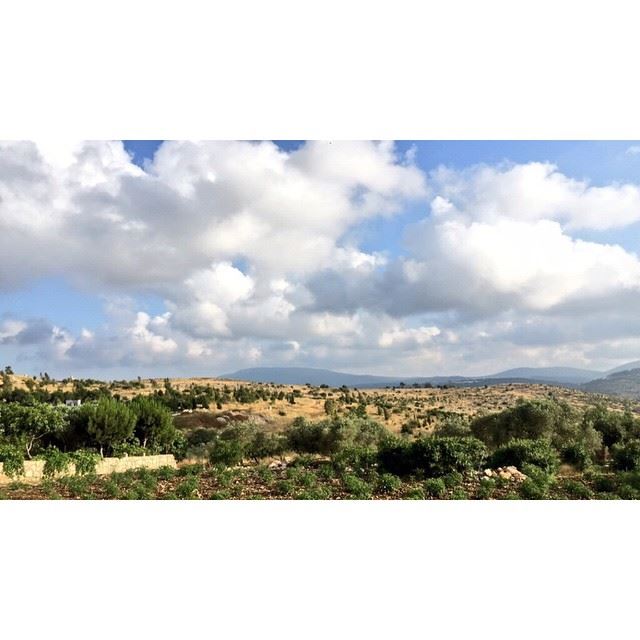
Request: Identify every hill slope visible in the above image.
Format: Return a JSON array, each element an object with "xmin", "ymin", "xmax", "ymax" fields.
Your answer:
[
  {"xmin": 487, "ymin": 366, "xmax": 602, "ymax": 384},
  {"xmin": 582, "ymin": 368, "xmax": 640, "ymax": 398}
]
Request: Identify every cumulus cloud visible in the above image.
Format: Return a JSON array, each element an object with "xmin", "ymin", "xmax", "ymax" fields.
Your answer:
[{"xmin": 3, "ymin": 142, "xmax": 640, "ymax": 376}]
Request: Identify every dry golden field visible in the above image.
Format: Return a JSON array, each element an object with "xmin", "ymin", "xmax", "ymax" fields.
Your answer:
[{"xmin": 9, "ymin": 373, "xmax": 637, "ymax": 435}]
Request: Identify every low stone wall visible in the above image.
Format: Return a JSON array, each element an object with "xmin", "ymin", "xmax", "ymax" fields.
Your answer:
[{"xmin": 0, "ymin": 454, "xmax": 177, "ymax": 484}]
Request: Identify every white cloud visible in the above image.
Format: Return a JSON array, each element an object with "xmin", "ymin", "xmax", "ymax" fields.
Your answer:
[
  {"xmin": 5, "ymin": 143, "xmax": 640, "ymax": 376},
  {"xmin": 430, "ymin": 161, "xmax": 640, "ymax": 230}
]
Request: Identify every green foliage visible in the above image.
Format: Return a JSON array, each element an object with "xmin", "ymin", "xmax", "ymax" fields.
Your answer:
[
  {"xmin": 246, "ymin": 431, "xmax": 287, "ymax": 462},
  {"xmin": 130, "ymin": 396, "xmax": 178, "ymax": 452},
  {"xmin": 611, "ymin": 439, "xmax": 640, "ymax": 471},
  {"xmin": 558, "ymin": 478, "xmax": 593, "ymax": 499},
  {"xmin": 175, "ymin": 476, "xmax": 199, "ymax": 499},
  {"xmin": 69, "ymin": 450, "xmax": 99, "ymax": 475},
  {"xmin": 0, "ymin": 402, "xmax": 68, "ymax": 458},
  {"xmin": 85, "ymin": 398, "xmax": 137, "ymax": 456},
  {"xmin": 434, "ymin": 414, "xmax": 472, "ymax": 437},
  {"xmin": 518, "ymin": 464, "xmax": 555, "ymax": 499},
  {"xmin": 208, "ymin": 438, "xmax": 245, "ymax": 466},
  {"xmin": 477, "ymin": 478, "xmax": 496, "ymax": 499},
  {"xmin": 582, "ymin": 405, "xmax": 637, "ymax": 449},
  {"xmin": 489, "ymin": 438, "xmax": 559, "ymax": 474},
  {"xmin": 0, "ymin": 444, "xmax": 25, "ymax": 478},
  {"xmin": 375, "ymin": 472, "xmax": 402, "ymax": 495},
  {"xmin": 287, "ymin": 415, "xmax": 389, "ymax": 456},
  {"xmin": 378, "ymin": 436, "xmax": 487, "ymax": 477},
  {"xmin": 331, "ymin": 445, "xmax": 378, "ymax": 476},
  {"xmin": 40, "ymin": 448, "xmax": 72, "ymax": 479},
  {"xmin": 470, "ymin": 399, "xmax": 599, "ymax": 456},
  {"xmin": 424, "ymin": 477, "xmax": 446, "ymax": 498},
  {"xmin": 342, "ymin": 473, "xmax": 373, "ymax": 499},
  {"xmin": 560, "ymin": 442, "xmax": 592, "ymax": 470}
]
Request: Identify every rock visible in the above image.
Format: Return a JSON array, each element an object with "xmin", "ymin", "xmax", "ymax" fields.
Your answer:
[{"xmin": 483, "ymin": 469, "xmax": 493, "ymax": 477}]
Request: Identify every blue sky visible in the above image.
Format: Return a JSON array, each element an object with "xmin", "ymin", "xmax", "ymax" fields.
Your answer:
[{"xmin": 2, "ymin": 140, "xmax": 640, "ymax": 379}]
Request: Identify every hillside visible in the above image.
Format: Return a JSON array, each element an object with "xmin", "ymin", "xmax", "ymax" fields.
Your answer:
[
  {"xmin": 487, "ymin": 366, "xmax": 602, "ymax": 384},
  {"xmin": 582, "ymin": 368, "xmax": 640, "ymax": 398}
]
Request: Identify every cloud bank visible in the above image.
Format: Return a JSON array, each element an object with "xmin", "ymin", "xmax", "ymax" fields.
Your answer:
[{"xmin": 2, "ymin": 141, "xmax": 640, "ymax": 376}]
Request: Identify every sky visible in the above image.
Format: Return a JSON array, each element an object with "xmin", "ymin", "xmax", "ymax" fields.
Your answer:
[{"xmin": 2, "ymin": 139, "xmax": 640, "ymax": 379}]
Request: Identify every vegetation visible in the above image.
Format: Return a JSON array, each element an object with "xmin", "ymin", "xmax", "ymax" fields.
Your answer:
[{"xmin": 2, "ymin": 368, "xmax": 640, "ymax": 499}]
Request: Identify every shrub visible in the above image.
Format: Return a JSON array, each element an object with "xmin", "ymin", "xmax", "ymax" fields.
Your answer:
[
  {"xmin": 40, "ymin": 448, "xmax": 72, "ymax": 479},
  {"xmin": 477, "ymin": 478, "xmax": 496, "ymax": 499},
  {"xmin": 175, "ymin": 476, "xmax": 199, "ymax": 499},
  {"xmin": 518, "ymin": 464, "xmax": 555, "ymax": 499},
  {"xmin": 559, "ymin": 479, "xmax": 593, "ymax": 500},
  {"xmin": 424, "ymin": 477, "xmax": 446, "ymax": 498},
  {"xmin": 489, "ymin": 439, "xmax": 559, "ymax": 474},
  {"xmin": 612, "ymin": 439, "xmax": 640, "ymax": 471},
  {"xmin": 471, "ymin": 399, "xmax": 575, "ymax": 448},
  {"xmin": 70, "ymin": 450, "xmax": 100, "ymax": 476},
  {"xmin": 591, "ymin": 474, "xmax": 618, "ymax": 494},
  {"xmin": 332, "ymin": 445, "xmax": 378, "ymax": 476},
  {"xmin": 342, "ymin": 474, "xmax": 373, "ymax": 499},
  {"xmin": 0, "ymin": 444, "xmax": 25, "ymax": 478},
  {"xmin": 287, "ymin": 416, "xmax": 389, "ymax": 456},
  {"xmin": 378, "ymin": 436, "xmax": 487, "ymax": 477},
  {"xmin": 375, "ymin": 473, "xmax": 402, "ymax": 495},
  {"xmin": 560, "ymin": 442, "xmax": 592, "ymax": 470}
]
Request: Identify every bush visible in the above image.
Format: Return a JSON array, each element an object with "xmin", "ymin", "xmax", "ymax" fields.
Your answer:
[
  {"xmin": 612, "ymin": 439, "xmax": 640, "ymax": 471},
  {"xmin": 424, "ymin": 477, "xmax": 446, "ymax": 498},
  {"xmin": 560, "ymin": 442, "xmax": 592, "ymax": 470},
  {"xmin": 287, "ymin": 416, "xmax": 389, "ymax": 456},
  {"xmin": 378, "ymin": 436, "xmax": 487, "ymax": 477},
  {"xmin": 208, "ymin": 439, "xmax": 244, "ymax": 466},
  {"xmin": 471, "ymin": 399, "xmax": 575, "ymax": 448},
  {"xmin": 489, "ymin": 439, "xmax": 559, "ymax": 474},
  {"xmin": 0, "ymin": 444, "xmax": 25, "ymax": 478},
  {"xmin": 332, "ymin": 445, "xmax": 378, "ymax": 476},
  {"xmin": 518, "ymin": 464, "xmax": 555, "ymax": 499},
  {"xmin": 559, "ymin": 479, "xmax": 593, "ymax": 499},
  {"xmin": 175, "ymin": 476, "xmax": 199, "ymax": 499},
  {"xmin": 70, "ymin": 450, "xmax": 100, "ymax": 476},
  {"xmin": 40, "ymin": 448, "xmax": 72, "ymax": 479},
  {"xmin": 342, "ymin": 474, "xmax": 373, "ymax": 499},
  {"xmin": 375, "ymin": 473, "xmax": 402, "ymax": 495}
]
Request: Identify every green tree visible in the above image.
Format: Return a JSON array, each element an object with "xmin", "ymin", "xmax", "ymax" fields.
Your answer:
[
  {"xmin": 1, "ymin": 403, "xmax": 68, "ymax": 458},
  {"xmin": 86, "ymin": 398, "xmax": 136, "ymax": 457},
  {"xmin": 130, "ymin": 396, "xmax": 177, "ymax": 451}
]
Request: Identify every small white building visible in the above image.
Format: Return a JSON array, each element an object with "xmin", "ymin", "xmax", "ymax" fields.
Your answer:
[{"xmin": 65, "ymin": 399, "xmax": 82, "ymax": 407}]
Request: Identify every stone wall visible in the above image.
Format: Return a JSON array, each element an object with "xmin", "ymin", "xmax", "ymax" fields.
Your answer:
[{"xmin": 0, "ymin": 454, "xmax": 177, "ymax": 484}]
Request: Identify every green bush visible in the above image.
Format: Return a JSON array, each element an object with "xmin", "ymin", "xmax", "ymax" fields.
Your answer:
[
  {"xmin": 471, "ymin": 399, "xmax": 574, "ymax": 448},
  {"xmin": 70, "ymin": 450, "xmax": 100, "ymax": 476},
  {"xmin": 208, "ymin": 438, "xmax": 245, "ymax": 467},
  {"xmin": 342, "ymin": 473, "xmax": 373, "ymax": 499},
  {"xmin": 175, "ymin": 476, "xmax": 199, "ymax": 499},
  {"xmin": 559, "ymin": 479, "xmax": 593, "ymax": 499},
  {"xmin": 0, "ymin": 444, "xmax": 25, "ymax": 478},
  {"xmin": 378, "ymin": 436, "xmax": 487, "ymax": 477},
  {"xmin": 375, "ymin": 473, "xmax": 402, "ymax": 495},
  {"xmin": 560, "ymin": 442, "xmax": 592, "ymax": 470},
  {"xmin": 287, "ymin": 416, "xmax": 389, "ymax": 456},
  {"xmin": 518, "ymin": 464, "xmax": 555, "ymax": 499},
  {"xmin": 489, "ymin": 439, "xmax": 559, "ymax": 474},
  {"xmin": 424, "ymin": 477, "xmax": 446, "ymax": 498},
  {"xmin": 611, "ymin": 439, "xmax": 640, "ymax": 471},
  {"xmin": 40, "ymin": 448, "xmax": 72, "ymax": 479}
]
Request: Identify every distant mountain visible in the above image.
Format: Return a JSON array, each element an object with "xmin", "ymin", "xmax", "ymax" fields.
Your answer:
[
  {"xmin": 582, "ymin": 368, "xmax": 640, "ymax": 398},
  {"xmin": 605, "ymin": 360, "xmax": 640, "ymax": 375},
  {"xmin": 223, "ymin": 363, "xmax": 640, "ymax": 392},
  {"xmin": 487, "ymin": 366, "xmax": 602, "ymax": 385},
  {"xmin": 221, "ymin": 367, "xmax": 474, "ymax": 388},
  {"xmin": 221, "ymin": 367, "xmax": 399, "ymax": 387}
]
